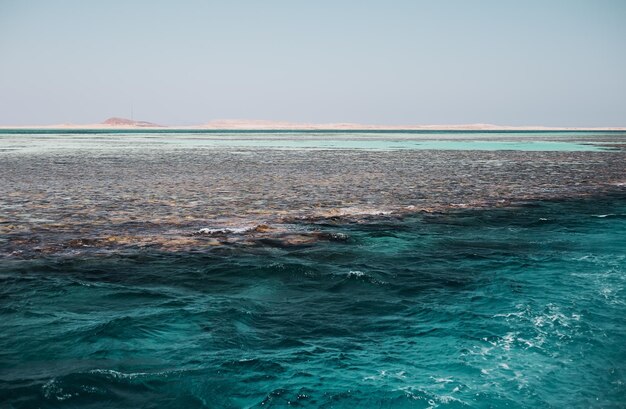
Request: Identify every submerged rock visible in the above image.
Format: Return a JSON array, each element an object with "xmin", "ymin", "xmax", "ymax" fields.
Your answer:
[{"xmin": 314, "ymin": 232, "xmax": 350, "ymax": 242}]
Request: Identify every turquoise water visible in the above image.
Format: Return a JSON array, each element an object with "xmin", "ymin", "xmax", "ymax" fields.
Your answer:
[
  {"xmin": 156, "ymin": 138, "xmax": 608, "ymax": 151},
  {"xmin": 0, "ymin": 129, "xmax": 620, "ymax": 152},
  {"xmin": 1, "ymin": 195, "xmax": 625, "ymax": 408},
  {"xmin": 1, "ymin": 130, "xmax": 625, "ymax": 407}
]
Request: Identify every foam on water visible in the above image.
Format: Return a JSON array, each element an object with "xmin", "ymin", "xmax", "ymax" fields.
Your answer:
[
  {"xmin": 1, "ymin": 130, "xmax": 625, "ymax": 407},
  {"xmin": 1, "ymin": 196, "xmax": 625, "ymax": 408},
  {"xmin": 196, "ymin": 226, "xmax": 254, "ymax": 235}
]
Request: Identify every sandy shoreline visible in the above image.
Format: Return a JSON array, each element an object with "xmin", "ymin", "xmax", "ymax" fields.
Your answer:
[{"xmin": 1, "ymin": 118, "xmax": 624, "ymax": 131}]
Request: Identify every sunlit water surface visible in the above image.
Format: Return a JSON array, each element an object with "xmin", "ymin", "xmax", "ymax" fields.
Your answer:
[{"xmin": 1, "ymin": 131, "xmax": 625, "ymax": 408}]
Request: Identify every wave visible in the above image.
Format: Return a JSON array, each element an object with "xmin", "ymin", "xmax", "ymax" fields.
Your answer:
[
  {"xmin": 592, "ymin": 213, "xmax": 626, "ymax": 219},
  {"xmin": 195, "ymin": 226, "xmax": 255, "ymax": 235}
]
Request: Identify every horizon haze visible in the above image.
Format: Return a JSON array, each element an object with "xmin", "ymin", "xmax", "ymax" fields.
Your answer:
[{"xmin": 1, "ymin": 0, "xmax": 625, "ymax": 127}]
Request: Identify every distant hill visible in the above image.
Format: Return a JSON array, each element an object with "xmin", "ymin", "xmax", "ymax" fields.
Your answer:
[
  {"xmin": 102, "ymin": 117, "xmax": 163, "ymax": 127},
  {"xmin": 0, "ymin": 118, "xmax": 623, "ymax": 130}
]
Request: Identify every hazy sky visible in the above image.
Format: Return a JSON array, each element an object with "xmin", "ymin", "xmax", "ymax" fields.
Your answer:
[{"xmin": 1, "ymin": 0, "xmax": 625, "ymax": 126}]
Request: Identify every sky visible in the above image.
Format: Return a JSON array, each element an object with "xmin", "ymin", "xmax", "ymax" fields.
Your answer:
[{"xmin": 0, "ymin": 0, "xmax": 625, "ymax": 126}]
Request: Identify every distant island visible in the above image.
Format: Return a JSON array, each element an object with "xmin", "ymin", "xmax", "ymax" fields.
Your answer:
[
  {"xmin": 101, "ymin": 117, "xmax": 163, "ymax": 127},
  {"xmin": 0, "ymin": 117, "xmax": 624, "ymax": 131}
]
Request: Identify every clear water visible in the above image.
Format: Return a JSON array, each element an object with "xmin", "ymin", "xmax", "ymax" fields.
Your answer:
[
  {"xmin": 1, "ymin": 131, "xmax": 625, "ymax": 408},
  {"xmin": 1, "ymin": 197, "xmax": 625, "ymax": 408},
  {"xmin": 0, "ymin": 129, "xmax": 621, "ymax": 152}
]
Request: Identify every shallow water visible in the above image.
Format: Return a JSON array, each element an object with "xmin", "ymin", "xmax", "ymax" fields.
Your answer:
[
  {"xmin": 2, "ymin": 131, "xmax": 626, "ymax": 256},
  {"xmin": 0, "ymin": 129, "xmax": 622, "ymax": 153},
  {"xmin": 1, "ymin": 131, "xmax": 625, "ymax": 407}
]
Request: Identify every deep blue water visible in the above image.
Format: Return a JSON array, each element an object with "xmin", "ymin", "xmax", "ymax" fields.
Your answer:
[{"xmin": 1, "ymin": 195, "xmax": 625, "ymax": 408}]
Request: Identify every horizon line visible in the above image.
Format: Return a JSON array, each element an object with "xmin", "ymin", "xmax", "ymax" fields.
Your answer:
[{"xmin": 0, "ymin": 117, "xmax": 625, "ymax": 131}]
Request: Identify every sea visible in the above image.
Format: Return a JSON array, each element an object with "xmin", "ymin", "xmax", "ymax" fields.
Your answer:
[{"xmin": 1, "ymin": 130, "xmax": 625, "ymax": 408}]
